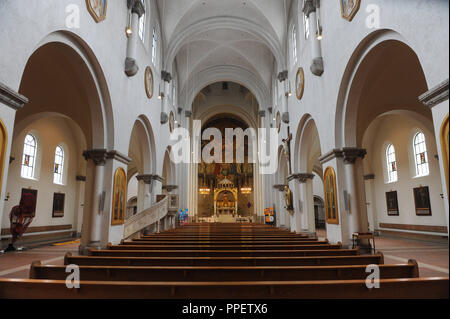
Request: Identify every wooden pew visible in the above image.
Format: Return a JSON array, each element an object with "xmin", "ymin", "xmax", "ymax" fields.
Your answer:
[
  {"xmin": 88, "ymin": 248, "xmax": 359, "ymax": 258},
  {"xmin": 127, "ymin": 240, "xmax": 324, "ymax": 245},
  {"xmin": 29, "ymin": 260, "xmax": 419, "ymax": 282},
  {"xmin": 111, "ymin": 244, "xmax": 341, "ymax": 251},
  {"xmin": 64, "ymin": 252, "xmax": 384, "ymax": 267},
  {"xmin": 132, "ymin": 237, "xmax": 319, "ymax": 243},
  {"xmin": 1, "ymin": 277, "xmax": 447, "ymax": 299}
]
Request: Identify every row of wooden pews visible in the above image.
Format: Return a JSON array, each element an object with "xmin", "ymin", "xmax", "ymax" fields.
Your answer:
[{"xmin": 0, "ymin": 223, "xmax": 448, "ymax": 299}]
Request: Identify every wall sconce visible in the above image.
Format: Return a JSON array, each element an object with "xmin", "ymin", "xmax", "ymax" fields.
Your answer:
[
  {"xmin": 158, "ymin": 84, "xmax": 164, "ymax": 100},
  {"xmin": 5, "ymin": 193, "xmax": 10, "ymax": 201},
  {"xmin": 125, "ymin": 9, "xmax": 133, "ymax": 38},
  {"xmin": 285, "ymin": 81, "xmax": 292, "ymax": 97},
  {"xmin": 316, "ymin": 19, "xmax": 323, "ymax": 40},
  {"xmin": 125, "ymin": 27, "xmax": 133, "ymax": 38}
]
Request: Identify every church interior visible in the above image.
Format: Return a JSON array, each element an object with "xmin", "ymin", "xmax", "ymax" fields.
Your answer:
[{"xmin": 0, "ymin": 0, "xmax": 448, "ymax": 301}]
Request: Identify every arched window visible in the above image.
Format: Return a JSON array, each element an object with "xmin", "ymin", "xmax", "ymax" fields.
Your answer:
[
  {"xmin": 386, "ymin": 144, "xmax": 398, "ymax": 183},
  {"xmin": 413, "ymin": 132, "xmax": 429, "ymax": 176},
  {"xmin": 53, "ymin": 145, "xmax": 64, "ymax": 184},
  {"xmin": 152, "ymin": 27, "xmax": 158, "ymax": 66},
  {"xmin": 292, "ymin": 25, "xmax": 298, "ymax": 65},
  {"xmin": 138, "ymin": 0, "xmax": 146, "ymax": 43},
  {"xmin": 21, "ymin": 134, "xmax": 37, "ymax": 179}
]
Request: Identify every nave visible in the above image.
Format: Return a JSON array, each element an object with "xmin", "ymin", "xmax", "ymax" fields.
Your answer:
[{"xmin": 0, "ymin": 223, "xmax": 448, "ymax": 299}]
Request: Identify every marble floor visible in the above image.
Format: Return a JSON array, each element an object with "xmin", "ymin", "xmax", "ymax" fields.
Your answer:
[{"xmin": 0, "ymin": 235, "xmax": 448, "ymax": 279}]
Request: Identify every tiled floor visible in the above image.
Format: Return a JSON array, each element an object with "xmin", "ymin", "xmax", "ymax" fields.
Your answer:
[
  {"xmin": 0, "ymin": 236, "xmax": 448, "ymax": 279},
  {"xmin": 0, "ymin": 241, "xmax": 79, "ymax": 279},
  {"xmin": 316, "ymin": 228, "xmax": 449, "ymax": 278}
]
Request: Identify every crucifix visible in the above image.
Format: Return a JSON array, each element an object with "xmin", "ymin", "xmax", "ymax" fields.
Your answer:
[{"xmin": 282, "ymin": 126, "xmax": 293, "ymax": 175}]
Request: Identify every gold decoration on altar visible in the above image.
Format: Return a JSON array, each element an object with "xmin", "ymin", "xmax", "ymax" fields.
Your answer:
[{"xmin": 214, "ymin": 179, "xmax": 238, "ymax": 216}]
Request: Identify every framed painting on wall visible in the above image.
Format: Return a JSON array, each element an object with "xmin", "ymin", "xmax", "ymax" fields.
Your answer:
[
  {"xmin": 414, "ymin": 186, "xmax": 432, "ymax": 216},
  {"xmin": 20, "ymin": 188, "xmax": 38, "ymax": 218},
  {"xmin": 386, "ymin": 191, "xmax": 399, "ymax": 216},
  {"xmin": 324, "ymin": 167, "xmax": 339, "ymax": 225},
  {"xmin": 111, "ymin": 168, "xmax": 127, "ymax": 225},
  {"xmin": 52, "ymin": 193, "xmax": 65, "ymax": 218}
]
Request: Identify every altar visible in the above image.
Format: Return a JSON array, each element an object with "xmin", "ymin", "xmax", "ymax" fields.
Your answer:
[{"xmin": 214, "ymin": 179, "xmax": 238, "ymax": 219}]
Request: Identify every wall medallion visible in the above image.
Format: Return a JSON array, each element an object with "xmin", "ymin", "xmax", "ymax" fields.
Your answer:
[
  {"xmin": 169, "ymin": 111, "xmax": 175, "ymax": 133},
  {"xmin": 86, "ymin": 0, "xmax": 107, "ymax": 23},
  {"xmin": 340, "ymin": 0, "xmax": 361, "ymax": 22},
  {"xmin": 276, "ymin": 111, "xmax": 281, "ymax": 133},
  {"xmin": 145, "ymin": 66, "xmax": 154, "ymax": 99},
  {"xmin": 295, "ymin": 67, "xmax": 305, "ymax": 100}
]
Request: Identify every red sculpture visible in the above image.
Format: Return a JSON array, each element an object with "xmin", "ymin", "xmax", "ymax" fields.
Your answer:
[{"xmin": 5, "ymin": 192, "xmax": 36, "ymax": 252}]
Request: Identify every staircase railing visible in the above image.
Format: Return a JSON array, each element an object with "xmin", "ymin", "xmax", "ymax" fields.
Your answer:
[{"xmin": 123, "ymin": 196, "xmax": 169, "ymax": 240}]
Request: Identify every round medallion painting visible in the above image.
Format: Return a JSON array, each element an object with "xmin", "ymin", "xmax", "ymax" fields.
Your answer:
[
  {"xmin": 295, "ymin": 67, "xmax": 305, "ymax": 100},
  {"xmin": 169, "ymin": 111, "xmax": 175, "ymax": 133},
  {"xmin": 276, "ymin": 112, "xmax": 281, "ymax": 133},
  {"xmin": 145, "ymin": 66, "xmax": 154, "ymax": 99}
]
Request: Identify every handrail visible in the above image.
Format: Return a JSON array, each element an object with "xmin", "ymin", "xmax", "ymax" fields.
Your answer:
[{"xmin": 123, "ymin": 196, "xmax": 169, "ymax": 240}]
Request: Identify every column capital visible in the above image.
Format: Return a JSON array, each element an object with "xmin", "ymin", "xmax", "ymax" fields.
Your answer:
[
  {"xmin": 152, "ymin": 175, "xmax": 164, "ymax": 183},
  {"xmin": 419, "ymin": 79, "xmax": 449, "ymax": 109},
  {"xmin": 288, "ymin": 173, "xmax": 315, "ymax": 183},
  {"xmin": 277, "ymin": 70, "xmax": 288, "ymax": 82},
  {"xmin": 127, "ymin": 0, "xmax": 145, "ymax": 17},
  {"xmin": 0, "ymin": 82, "xmax": 28, "ymax": 111},
  {"xmin": 302, "ymin": 0, "xmax": 318, "ymax": 17},
  {"xmin": 136, "ymin": 174, "xmax": 152, "ymax": 184},
  {"xmin": 185, "ymin": 110, "xmax": 192, "ymax": 118},
  {"xmin": 162, "ymin": 185, "xmax": 178, "ymax": 192},
  {"xmin": 107, "ymin": 150, "xmax": 132, "ymax": 165},
  {"xmin": 161, "ymin": 71, "xmax": 172, "ymax": 83},
  {"xmin": 83, "ymin": 149, "xmax": 108, "ymax": 166},
  {"xmin": 273, "ymin": 184, "xmax": 287, "ymax": 192},
  {"xmin": 76, "ymin": 175, "xmax": 87, "ymax": 182},
  {"xmin": 136, "ymin": 174, "xmax": 164, "ymax": 184},
  {"xmin": 319, "ymin": 147, "xmax": 366, "ymax": 164},
  {"xmin": 341, "ymin": 147, "xmax": 367, "ymax": 164},
  {"xmin": 258, "ymin": 110, "xmax": 266, "ymax": 117},
  {"xmin": 364, "ymin": 174, "xmax": 375, "ymax": 180}
]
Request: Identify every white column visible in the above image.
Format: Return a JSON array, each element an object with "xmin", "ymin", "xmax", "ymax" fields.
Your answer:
[
  {"xmin": 303, "ymin": 0, "xmax": 324, "ymax": 76},
  {"xmin": 342, "ymin": 148, "xmax": 368, "ymax": 240},
  {"xmin": 161, "ymin": 72, "xmax": 172, "ymax": 124},
  {"xmin": 81, "ymin": 150, "xmax": 108, "ymax": 251},
  {"xmin": 277, "ymin": 71, "xmax": 289, "ymax": 123},
  {"xmin": 364, "ymin": 174, "xmax": 377, "ymax": 232},
  {"xmin": 74, "ymin": 176, "xmax": 86, "ymax": 235},
  {"xmin": 125, "ymin": 0, "xmax": 145, "ymax": 76}
]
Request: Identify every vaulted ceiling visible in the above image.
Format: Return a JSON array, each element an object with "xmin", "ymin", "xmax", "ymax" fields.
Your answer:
[{"xmin": 156, "ymin": 0, "xmax": 292, "ymax": 108}]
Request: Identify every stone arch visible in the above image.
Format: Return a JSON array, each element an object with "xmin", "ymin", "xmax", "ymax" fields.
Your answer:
[
  {"xmin": 128, "ymin": 115, "xmax": 156, "ymax": 176},
  {"xmin": 182, "ymin": 65, "xmax": 269, "ymax": 113},
  {"xmin": 19, "ymin": 30, "xmax": 114, "ymax": 150},
  {"xmin": 335, "ymin": 29, "xmax": 430, "ymax": 149}
]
